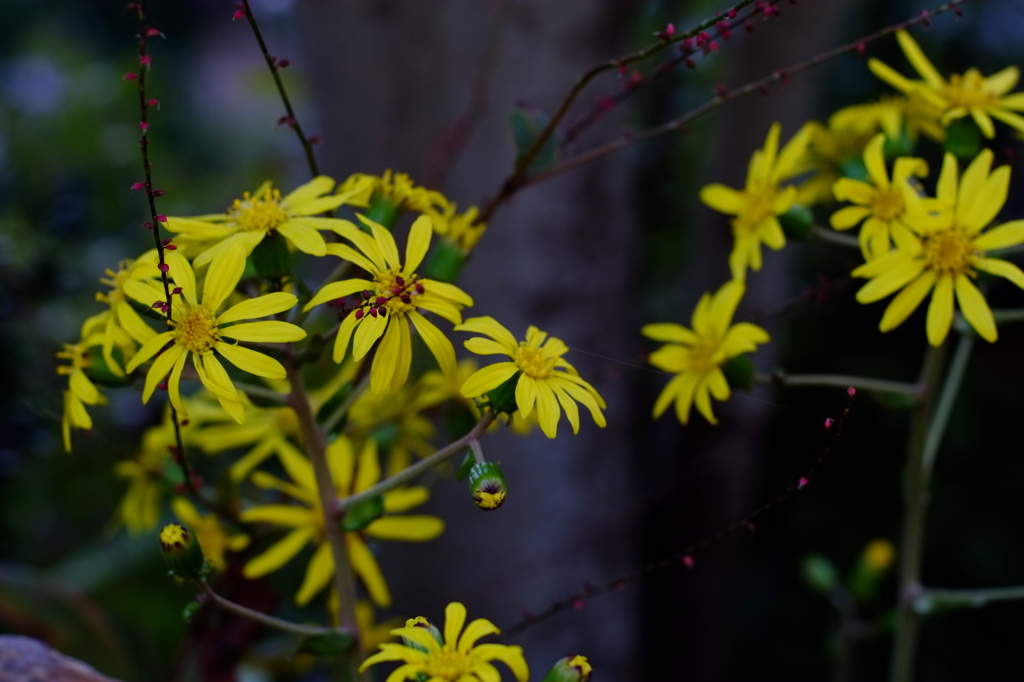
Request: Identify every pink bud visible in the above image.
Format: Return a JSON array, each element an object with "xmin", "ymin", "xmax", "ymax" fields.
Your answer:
[
  {"xmin": 798, "ymin": 477, "xmax": 809, "ymax": 490},
  {"xmin": 156, "ymin": 214, "xmax": 167, "ymax": 223},
  {"xmin": 142, "ymin": 221, "xmax": 154, "ymax": 230},
  {"xmin": 139, "ymin": 55, "xmax": 151, "ymax": 65},
  {"xmin": 130, "ymin": 182, "xmax": 146, "ymax": 191},
  {"xmin": 159, "ymin": 263, "xmax": 169, "ymax": 272},
  {"xmin": 572, "ymin": 598, "xmax": 585, "ymax": 611},
  {"xmin": 354, "ymin": 309, "xmax": 364, "ymax": 320},
  {"xmin": 146, "ymin": 98, "xmax": 160, "ymax": 107},
  {"xmin": 682, "ymin": 555, "xmax": 695, "ymax": 568},
  {"xmin": 165, "ymin": 244, "xmax": 177, "ymax": 250},
  {"xmin": 277, "ymin": 58, "xmax": 290, "ymax": 68},
  {"xmin": 232, "ymin": 9, "xmax": 246, "ymax": 20},
  {"xmin": 139, "ymin": 121, "xmax": 149, "ymax": 132},
  {"xmin": 153, "ymin": 189, "xmax": 165, "ymax": 197},
  {"xmin": 824, "ymin": 418, "xmax": 833, "ymax": 431},
  {"xmin": 172, "ymin": 287, "xmax": 182, "ymax": 295},
  {"xmin": 146, "ymin": 27, "xmax": 162, "ymax": 37},
  {"xmin": 847, "ymin": 386, "xmax": 856, "ymax": 397},
  {"xmin": 308, "ymin": 135, "xmax": 321, "ymax": 145},
  {"xmin": 124, "ymin": 72, "xmax": 138, "ymax": 81},
  {"xmin": 728, "ymin": 8, "xmax": 737, "ymax": 18},
  {"xmin": 856, "ymin": 42, "xmax": 866, "ymax": 56}
]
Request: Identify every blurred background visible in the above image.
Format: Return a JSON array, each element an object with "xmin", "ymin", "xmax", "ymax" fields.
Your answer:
[{"xmin": 3, "ymin": 0, "xmax": 1024, "ymax": 679}]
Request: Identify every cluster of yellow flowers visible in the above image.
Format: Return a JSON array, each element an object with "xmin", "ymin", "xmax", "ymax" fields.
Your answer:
[{"xmin": 644, "ymin": 29, "xmax": 1024, "ymax": 427}]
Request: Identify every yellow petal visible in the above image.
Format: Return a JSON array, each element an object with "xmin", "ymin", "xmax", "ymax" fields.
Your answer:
[
  {"xmin": 855, "ymin": 256, "xmax": 925, "ymax": 303},
  {"xmin": 444, "ymin": 602, "xmax": 467, "ymax": 646},
  {"xmin": 370, "ymin": 319, "xmax": 404, "ymax": 395},
  {"xmin": 514, "ymin": 374, "xmax": 538, "ymax": 418},
  {"xmin": 455, "ymin": 316, "xmax": 518, "ymax": 351},
  {"xmin": 640, "ymin": 323, "xmax": 696, "ymax": 344},
  {"xmin": 879, "ymin": 271, "xmax": 935, "ymax": 332},
  {"xmin": 986, "ymin": 66, "xmax": 1020, "ymax": 96},
  {"xmin": 830, "ymin": 206, "xmax": 871, "ymax": 231},
  {"xmin": 459, "ymin": 362, "xmax": 519, "ymax": 398},
  {"xmin": 141, "ymin": 344, "xmax": 186, "ymax": 404},
  {"xmin": 216, "ymin": 342, "xmax": 286, "ymax": 379},
  {"xmin": 954, "ymin": 275, "xmax": 996, "ymax": 342},
  {"xmin": 353, "ymin": 440, "xmax": 381, "ymax": 494},
  {"xmin": 165, "ymin": 249, "xmax": 197, "ymax": 305},
  {"xmin": 243, "ymin": 526, "xmax": 314, "ymax": 578},
  {"xmin": 534, "ymin": 382, "xmax": 561, "ymax": 438},
  {"xmin": 277, "ymin": 222, "xmax": 327, "ymax": 256},
  {"xmin": 296, "ymin": 542, "xmax": 334, "ymax": 606},
  {"xmin": 325, "ymin": 243, "xmax": 378, "ymax": 274},
  {"xmin": 896, "ymin": 30, "xmax": 945, "ymax": 89},
  {"xmin": 405, "ymin": 216, "xmax": 432, "ymax": 273},
  {"xmin": 863, "ymin": 133, "xmax": 890, "ymax": 187},
  {"xmin": 408, "ymin": 311, "xmax": 456, "ymax": 376},
  {"xmin": 382, "ymin": 487, "xmax": 429, "ymax": 513},
  {"xmin": 699, "ymin": 184, "xmax": 743, "ymax": 215},
  {"xmin": 218, "ymin": 292, "xmax": 299, "ymax": 324},
  {"xmin": 349, "ymin": 536, "xmax": 391, "ymax": 607},
  {"xmin": 977, "ymin": 257, "xmax": 1024, "ymax": 290},
  {"xmin": 202, "ymin": 242, "xmax": 246, "ymax": 312},
  {"xmin": 220, "ymin": 320, "xmax": 306, "ymax": 343},
  {"xmin": 304, "ymin": 278, "xmax": 375, "ymax": 311},
  {"xmin": 281, "ymin": 175, "xmax": 335, "ymax": 206},
  {"xmin": 126, "ymin": 330, "xmax": 175, "ymax": 373},
  {"xmin": 693, "ymin": 382, "xmax": 718, "ymax": 425},
  {"xmin": 457, "ymin": 619, "xmax": 501, "ymax": 653},
  {"xmin": 366, "ymin": 516, "xmax": 444, "ymax": 541},
  {"xmin": 832, "ymin": 178, "xmax": 875, "ymax": 205},
  {"xmin": 868, "ymin": 58, "xmax": 918, "ymax": 95},
  {"xmin": 361, "ymin": 216, "xmax": 402, "ymax": 269},
  {"xmin": 926, "ymin": 275, "xmax": 955, "ymax": 346},
  {"xmin": 352, "ymin": 314, "xmax": 388, "ymax": 360},
  {"xmin": 963, "ymin": 165, "xmax": 1010, "ymax": 234}
]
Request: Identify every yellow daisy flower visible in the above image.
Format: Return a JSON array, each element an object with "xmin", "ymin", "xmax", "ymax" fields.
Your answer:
[
  {"xmin": 336, "ymin": 170, "xmax": 448, "ymax": 222},
  {"xmin": 171, "ymin": 497, "xmax": 249, "ymax": 571},
  {"xmin": 853, "ymin": 149, "xmax": 1024, "ymax": 346},
  {"xmin": 432, "ymin": 203, "xmax": 487, "ymax": 255},
  {"xmin": 830, "ymin": 133, "xmax": 936, "ymax": 259},
  {"xmin": 114, "ymin": 417, "xmax": 175, "ymax": 534},
  {"xmin": 56, "ymin": 333, "xmax": 107, "ymax": 453},
  {"xmin": 164, "ymin": 176, "xmax": 351, "ymax": 267},
  {"xmin": 304, "ymin": 215, "xmax": 473, "ymax": 395},
  {"xmin": 642, "ymin": 280, "xmax": 769, "ymax": 425},
  {"xmin": 240, "ymin": 436, "xmax": 444, "ymax": 606},
  {"xmin": 124, "ymin": 243, "xmax": 306, "ymax": 423},
  {"xmin": 82, "ymin": 250, "xmax": 161, "ymax": 377},
  {"xmin": 869, "ymin": 29, "xmax": 1024, "ymax": 138},
  {"xmin": 700, "ymin": 122, "xmax": 812, "ymax": 279},
  {"xmin": 455, "ymin": 316, "xmax": 607, "ymax": 439},
  {"xmin": 359, "ymin": 601, "xmax": 528, "ymax": 682}
]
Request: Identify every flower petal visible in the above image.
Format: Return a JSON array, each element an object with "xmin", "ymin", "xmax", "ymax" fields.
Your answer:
[
  {"xmin": 352, "ymin": 314, "xmax": 388, "ymax": 360},
  {"xmin": 444, "ymin": 602, "xmax": 467, "ymax": 646},
  {"xmin": 277, "ymin": 222, "xmax": 327, "ymax": 256},
  {"xmin": 408, "ymin": 311, "xmax": 456, "ymax": 376},
  {"xmin": 216, "ymin": 342, "xmax": 286, "ymax": 379},
  {"xmin": 242, "ymin": 526, "xmax": 314, "ymax": 577},
  {"xmin": 349, "ymin": 535, "xmax": 391, "ymax": 607},
  {"xmin": 405, "ymin": 216, "xmax": 432, "ymax": 273},
  {"xmin": 699, "ymin": 184, "xmax": 742, "ymax": 215},
  {"xmin": 202, "ymin": 242, "xmax": 247, "ymax": 312},
  {"xmin": 366, "ymin": 516, "xmax": 444, "ymax": 541},
  {"xmin": 977, "ymin": 257, "xmax": 1024, "ymax": 290},
  {"xmin": 926, "ymin": 275, "xmax": 955, "ymax": 346},
  {"xmin": 296, "ymin": 542, "xmax": 334, "ymax": 605},
  {"xmin": 879, "ymin": 271, "xmax": 935, "ymax": 332},
  {"xmin": 954, "ymin": 275, "xmax": 997, "ymax": 342},
  {"xmin": 460, "ymin": 362, "xmax": 519, "ymax": 398},
  {"xmin": 220, "ymin": 321, "xmax": 306, "ymax": 343},
  {"xmin": 219, "ymin": 293, "xmax": 299, "ymax": 324}
]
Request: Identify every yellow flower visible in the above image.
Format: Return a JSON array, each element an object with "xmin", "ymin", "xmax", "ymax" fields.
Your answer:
[
  {"xmin": 336, "ymin": 170, "xmax": 448, "ymax": 222},
  {"xmin": 861, "ymin": 539, "xmax": 896, "ymax": 573},
  {"xmin": 241, "ymin": 436, "xmax": 444, "ymax": 606},
  {"xmin": 164, "ymin": 176, "xmax": 350, "ymax": 267},
  {"xmin": 432, "ymin": 203, "xmax": 487, "ymax": 255},
  {"xmin": 305, "ymin": 215, "xmax": 473, "ymax": 395},
  {"xmin": 349, "ymin": 378, "xmax": 440, "ymax": 476},
  {"xmin": 853, "ymin": 149, "xmax": 1024, "ymax": 346},
  {"xmin": 456, "ymin": 316, "xmax": 607, "ymax": 438},
  {"xmin": 700, "ymin": 122, "xmax": 812, "ymax": 279},
  {"xmin": 86, "ymin": 250, "xmax": 161, "ymax": 377},
  {"xmin": 56, "ymin": 334, "xmax": 107, "ymax": 453},
  {"xmin": 125, "ymin": 243, "xmax": 306, "ymax": 423},
  {"xmin": 359, "ymin": 601, "xmax": 528, "ymax": 682},
  {"xmin": 869, "ymin": 30, "xmax": 1024, "ymax": 139},
  {"xmin": 830, "ymin": 133, "xmax": 937, "ymax": 259},
  {"xmin": 171, "ymin": 497, "xmax": 249, "ymax": 571},
  {"xmin": 114, "ymin": 417, "xmax": 175, "ymax": 534},
  {"xmin": 642, "ymin": 280, "xmax": 769, "ymax": 425}
]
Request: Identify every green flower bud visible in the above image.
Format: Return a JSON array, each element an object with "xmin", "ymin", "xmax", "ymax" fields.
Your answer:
[
  {"xmin": 158, "ymin": 523, "xmax": 207, "ymax": 580},
  {"xmin": 402, "ymin": 616, "xmax": 443, "ymax": 652},
  {"xmin": 542, "ymin": 655, "xmax": 593, "ymax": 682},
  {"xmin": 468, "ymin": 461, "xmax": 507, "ymax": 510},
  {"xmin": 366, "ymin": 195, "xmax": 402, "ymax": 229},
  {"xmin": 944, "ymin": 117, "xmax": 982, "ymax": 160}
]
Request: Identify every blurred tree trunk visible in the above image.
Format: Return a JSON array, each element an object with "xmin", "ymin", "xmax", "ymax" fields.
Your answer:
[{"xmin": 298, "ymin": 1, "xmax": 641, "ymax": 677}]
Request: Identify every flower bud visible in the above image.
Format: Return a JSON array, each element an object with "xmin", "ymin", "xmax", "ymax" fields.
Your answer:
[
  {"xmin": 468, "ymin": 461, "xmax": 507, "ymax": 510},
  {"xmin": 402, "ymin": 616, "xmax": 443, "ymax": 652},
  {"xmin": 485, "ymin": 372, "xmax": 520, "ymax": 415},
  {"xmin": 542, "ymin": 655, "xmax": 593, "ymax": 682},
  {"xmin": 721, "ymin": 354, "xmax": 754, "ymax": 391},
  {"xmin": 423, "ymin": 237, "xmax": 467, "ymax": 283},
  {"xmin": 158, "ymin": 523, "xmax": 207, "ymax": 580}
]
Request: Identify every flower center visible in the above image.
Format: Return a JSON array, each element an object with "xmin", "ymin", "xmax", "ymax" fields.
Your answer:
[
  {"xmin": 229, "ymin": 188, "xmax": 289, "ymax": 233},
  {"xmin": 944, "ymin": 70, "xmax": 996, "ymax": 110},
  {"xmin": 514, "ymin": 345, "xmax": 555, "ymax": 379},
  {"xmin": 689, "ymin": 338, "xmax": 721, "ymax": 375},
  {"xmin": 375, "ymin": 268, "xmax": 419, "ymax": 316},
  {"xmin": 735, "ymin": 188, "xmax": 776, "ymax": 234},
  {"xmin": 869, "ymin": 187, "xmax": 904, "ymax": 222},
  {"xmin": 174, "ymin": 306, "xmax": 221, "ymax": 354},
  {"xmin": 922, "ymin": 227, "xmax": 976, "ymax": 277},
  {"xmin": 423, "ymin": 649, "xmax": 473, "ymax": 680}
]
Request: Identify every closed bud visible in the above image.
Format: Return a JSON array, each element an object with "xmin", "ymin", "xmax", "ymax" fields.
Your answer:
[
  {"xmin": 468, "ymin": 461, "xmax": 507, "ymax": 510},
  {"xmin": 402, "ymin": 616, "xmax": 443, "ymax": 652},
  {"xmin": 542, "ymin": 655, "xmax": 593, "ymax": 682},
  {"xmin": 158, "ymin": 523, "xmax": 207, "ymax": 580}
]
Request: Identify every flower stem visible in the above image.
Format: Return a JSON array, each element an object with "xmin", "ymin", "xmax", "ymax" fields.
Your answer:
[
  {"xmin": 891, "ymin": 342, "xmax": 948, "ymax": 682},
  {"xmin": 337, "ymin": 411, "xmax": 495, "ymax": 514},
  {"xmin": 321, "ymin": 374, "xmax": 370, "ymax": 438},
  {"xmin": 811, "ymin": 225, "xmax": 860, "ymax": 249},
  {"xmin": 915, "ymin": 585, "xmax": 1024, "ymax": 611},
  {"xmin": 760, "ymin": 371, "xmax": 917, "ymax": 397},
  {"xmin": 285, "ymin": 355, "xmax": 366, "ymax": 677},
  {"xmin": 197, "ymin": 580, "xmax": 336, "ymax": 638}
]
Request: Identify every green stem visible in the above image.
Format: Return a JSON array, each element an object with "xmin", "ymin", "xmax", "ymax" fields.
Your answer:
[
  {"xmin": 915, "ymin": 585, "xmax": 1024, "ymax": 611},
  {"xmin": 760, "ymin": 372, "xmax": 917, "ymax": 397},
  {"xmin": 811, "ymin": 225, "xmax": 860, "ymax": 249},
  {"xmin": 921, "ymin": 334, "xmax": 973, "ymax": 478},
  {"xmin": 321, "ymin": 374, "xmax": 370, "ymax": 437},
  {"xmin": 991, "ymin": 308, "xmax": 1024, "ymax": 325},
  {"xmin": 337, "ymin": 411, "xmax": 495, "ymax": 514},
  {"xmin": 231, "ymin": 381, "xmax": 289, "ymax": 404},
  {"xmin": 891, "ymin": 342, "xmax": 948, "ymax": 682},
  {"xmin": 285, "ymin": 355, "xmax": 367, "ymax": 677},
  {"xmin": 197, "ymin": 580, "xmax": 336, "ymax": 638}
]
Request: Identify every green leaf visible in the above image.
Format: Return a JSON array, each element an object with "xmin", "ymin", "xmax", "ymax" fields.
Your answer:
[{"xmin": 508, "ymin": 104, "xmax": 559, "ymax": 175}]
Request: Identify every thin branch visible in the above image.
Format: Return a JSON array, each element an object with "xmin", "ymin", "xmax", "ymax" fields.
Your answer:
[
  {"xmin": 476, "ymin": 0, "xmax": 763, "ymax": 224},
  {"xmin": 916, "ymin": 585, "xmax": 1024, "ymax": 612},
  {"xmin": 239, "ymin": 0, "xmax": 322, "ymax": 179},
  {"xmin": 336, "ymin": 411, "xmax": 495, "ymax": 514},
  {"xmin": 321, "ymin": 374, "xmax": 370, "ymax": 437},
  {"xmin": 519, "ymin": 0, "xmax": 968, "ymax": 190},
  {"xmin": 197, "ymin": 580, "xmax": 337, "ymax": 638},
  {"xmin": 762, "ymin": 372, "xmax": 918, "ymax": 397},
  {"xmin": 812, "ymin": 225, "xmax": 860, "ymax": 249}
]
